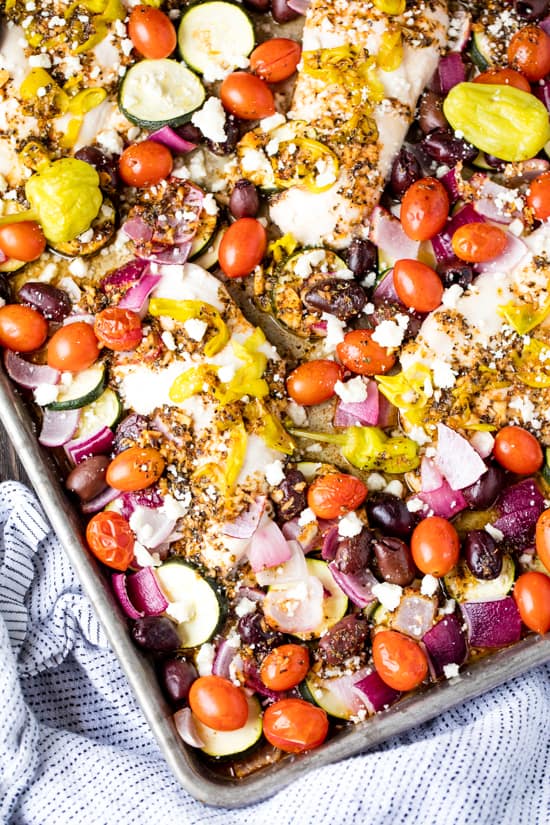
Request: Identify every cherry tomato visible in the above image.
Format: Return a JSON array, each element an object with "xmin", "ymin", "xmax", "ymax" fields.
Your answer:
[
  {"xmin": 262, "ymin": 698, "xmax": 328, "ymax": 753},
  {"xmin": 106, "ymin": 446, "xmax": 165, "ymax": 492},
  {"xmin": 250, "ymin": 38, "xmax": 301, "ymax": 83},
  {"xmin": 47, "ymin": 322, "xmax": 99, "ymax": 371},
  {"xmin": 307, "ymin": 472, "xmax": 368, "ymax": 520},
  {"xmin": 218, "ymin": 217, "xmax": 267, "ymax": 278},
  {"xmin": 372, "ymin": 630, "xmax": 428, "ymax": 691},
  {"xmin": 513, "ymin": 571, "xmax": 550, "ymax": 635},
  {"xmin": 0, "ymin": 304, "xmax": 48, "ymax": 352},
  {"xmin": 128, "ymin": 5, "xmax": 176, "ymax": 59},
  {"xmin": 473, "ymin": 67, "xmax": 531, "ymax": 93},
  {"xmin": 189, "ymin": 675, "xmax": 248, "ymax": 731},
  {"xmin": 410, "ymin": 516, "xmax": 460, "ymax": 576},
  {"xmin": 0, "ymin": 221, "xmax": 46, "ymax": 262},
  {"xmin": 336, "ymin": 329, "xmax": 396, "ymax": 376},
  {"xmin": 535, "ymin": 509, "xmax": 550, "ymax": 573},
  {"xmin": 400, "ymin": 177, "xmax": 449, "ymax": 241},
  {"xmin": 260, "ymin": 644, "xmax": 310, "ymax": 691},
  {"xmin": 94, "ymin": 308, "xmax": 143, "ymax": 352},
  {"xmin": 526, "ymin": 171, "xmax": 550, "ymax": 220},
  {"xmin": 451, "ymin": 223, "xmax": 507, "ymax": 263},
  {"xmin": 508, "ymin": 25, "xmax": 550, "ymax": 82},
  {"xmin": 493, "ymin": 425, "xmax": 543, "ymax": 474},
  {"xmin": 220, "ymin": 72, "xmax": 275, "ymax": 120},
  {"xmin": 85, "ymin": 511, "xmax": 135, "ymax": 571},
  {"xmin": 286, "ymin": 359, "xmax": 343, "ymax": 405},
  {"xmin": 119, "ymin": 141, "xmax": 173, "ymax": 188},
  {"xmin": 393, "ymin": 259, "xmax": 444, "ymax": 313}
]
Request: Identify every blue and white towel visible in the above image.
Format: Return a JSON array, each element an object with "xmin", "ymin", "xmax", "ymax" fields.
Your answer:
[{"xmin": 0, "ymin": 481, "xmax": 548, "ymax": 825}]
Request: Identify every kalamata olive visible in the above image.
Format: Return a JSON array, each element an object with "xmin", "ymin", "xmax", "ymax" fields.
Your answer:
[
  {"xmin": 237, "ymin": 611, "xmax": 285, "ymax": 655},
  {"xmin": 65, "ymin": 455, "xmax": 110, "ymax": 502},
  {"xmin": 462, "ymin": 462, "xmax": 504, "ymax": 509},
  {"xmin": 422, "ymin": 128, "xmax": 478, "ymax": 166},
  {"xmin": 390, "ymin": 148, "xmax": 422, "ymax": 197},
  {"xmin": 418, "ymin": 91, "xmax": 448, "ymax": 134},
  {"xmin": 483, "ymin": 153, "xmax": 505, "ymax": 170},
  {"xmin": 113, "ymin": 413, "xmax": 150, "ymax": 453},
  {"xmin": 160, "ymin": 657, "xmax": 198, "ymax": 703},
  {"xmin": 463, "ymin": 530, "xmax": 503, "ymax": 579},
  {"xmin": 303, "ymin": 278, "xmax": 367, "ymax": 320},
  {"xmin": 175, "ymin": 123, "xmax": 203, "ymax": 144},
  {"xmin": 244, "ymin": 0, "xmax": 271, "ymax": 10},
  {"xmin": 346, "ymin": 238, "xmax": 377, "ymax": 280},
  {"xmin": 366, "ymin": 493, "xmax": 417, "ymax": 539},
  {"xmin": 271, "ymin": 468, "xmax": 307, "ymax": 522},
  {"xmin": 317, "ymin": 615, "xmax": 369, "ymax": 667},
  {"xmin": 513, "ymin": 0, "xmax": 549, "ymax": 19},
  {"xmin": 335, "ymin": 527, "xmax": 373, "ymax": 575},
  {"xmin": 206, "ymin": 114, "xmax": 240, "ymax": 156},
  {"xmin": 0, "ymin": 273, "xmax": 11, "ymax": 303},
  {"xmin": 229, "ymin": 179, "xmax": 260, "ymax": 219},
  {"xmin": 372, "ymin": 536, "xmax": 416, "ymax": 586},
  {"xmin": 17, "ymin": 282, "xmax": 72, "ymax": 321},
  {"xmin": 131, "ymin": 616, "xmax": 181, "ymax": 652},
  {"xmin": 436, "ymin": 260, "xmax": 474, "ymax": 290},
  {"xmin": 74, "ymin": 145, "xmax": 118, "ymax": 190},
  {"xmin": 271, "ymin": 0, "xmax": 299, "ymax": 22}
]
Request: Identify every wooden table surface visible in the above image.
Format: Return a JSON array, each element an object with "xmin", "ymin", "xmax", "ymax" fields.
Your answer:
[{"xmin": 0, "ymin": 420, "xmax": 29, "ymax": 484}]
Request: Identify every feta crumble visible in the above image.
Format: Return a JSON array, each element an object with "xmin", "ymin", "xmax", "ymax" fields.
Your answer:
[
  {"xmin": 298, "ymin": 507, "xmax": 317, "ymax": 526},
  {"xmin": 265, "ymin": 459, "xmax": 286, "ymax": 486},
  {"xmin": 196, "ymin": 643, "xmax": 215, "ymax": 676},
  {"xmin": 485, "ymin": 523, "xmax": 504, "ymax": 542},
  {"xmin": 235, "ymin": 597, "xmax": 257, "ymax": 618},
  {"xmin": 443, "ymin": 663, "xmax": 460, "ymax": 679},
  {"xmin": 420, "ymin": 574, "xmax": 439, "ymax": 597},
  {"xmin": 334, "ymin": 377, "xmax": 368, "ymax": 403},
  {"xmin": 33, "ymin": 384, "xmax": 59, "ymax": 406},
  {"xmin": 338, "ymin": 511, "xmax": 363, "ymax": 538},
  {"xmin": 183, "ymin": 318, "xmax": 208, "ymax": 341},
  {"xmin": 191, "ymin": 97, "xmax": 227, "ymax": 144},
  {"xmin": 372, "ymin": 582, "xmax": 403, "ymax": 612}
]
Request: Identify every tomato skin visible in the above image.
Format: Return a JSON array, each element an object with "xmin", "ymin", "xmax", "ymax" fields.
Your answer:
[
  {"xmin": 47, "ymin": 322, "xmax": 99, "ymax": 371},
  {"xmin": 493, "ymin": 425, "xmax": 543, "ymax": 474},
  {"xmin": 119, "ymin": 141, "xmax": 173, "ymax": 187},
  {"xmin": 393, "ymin": 259, "xmax": 444, "ymax": 313},
  {"xmin": 400, "ymin": 177, "xmax": 449, "ymax": 241},
  {"xmin": 128, "ymin": 5, "xmax": 176, "ymax": 59},
  {"xmin": 250, "ymin": 38, "xmax": 301, "ymax": 83},
  {"xmin": 0, "ymin": 304, "xmax": 48, "ymax": 352},
  {"xmin": 451, "ymin": 223, "xmax": 507, "ymax": 263},
  {"xmin": 189, "ymin": 675, "xmax": 248, "ymax": 731},
  {"xmin": 513, "ymin": 571, "xmax": 550, "ymax": 635},
  {"xmin": 260, "ymin": 644, "xmax": 309, "ymax": 691},
  {"xmin": 307, "ymin": 472, "xmax": 367, "ymax": 519},
  {"xmin": 473, "ymin": 68, "xmax": 531, "ymax": 93},
  {"xmin": 372, "ymin": 630, "xmax": 428, "ymax": 692},
  {"xmin": 0, "ymin": 221, "xmax": 46, "ymax": 262},
  {"xmin": 94, "ymin": 308, "xmax": 143, "ymax": 351},
  {"xmin": 106, "ymin": 446, "xmax": 165, "ymax": 492},
  {"xmin": 220, "ymin": 72, "xmax": 276, "ymax": 120},
  {"xmin": 526, "ymin": 171, "xmax": 550, "ymax": 220},
  {"xmin": 336, "ymin": 329, "xmax": 396, "ymax": 376},
  {"xmin": 410, "ymin": 516, "xmax": 460, "ymax": 576},
  {"xmin": 262, "ymin": 698, "xmax": 328, "ymax": 753},
  {"xmin": 535, "ymin": 509, "xmax": 550, "ymax": 573},
  {"xmin": 286, "ymin": 359, "xmax": 343, "ymax": 405},
  {"xmin": 86, "ymin": 511, "xmax": 135, "ymax": 571},
  {"xmin": 218, "ymin": 217, "xmax": 267, "ymax": 278},
  {"xmin": 508, "ymin": 25, "xmax": 550, "ymax": 82}
]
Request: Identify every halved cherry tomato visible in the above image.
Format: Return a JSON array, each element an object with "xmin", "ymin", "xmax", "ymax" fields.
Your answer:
[
  {"xmin": 0, "ymin": 304, "xmax": 48, "ymax": 352},
  {"xmin": 393, "ymin": 259, "xmax": 444, "ymax": 313},
  {"xmin": 119, "ymin": 141, "xmax": 173, "ymax": 187},
  {"xmin": 47, "ymin": 321, "xmax": 99, "ymax": 371},
  {"xmin": 106, "ymin": 446, "xmax": 165, "ymax": 491},
  {"xmin": 262, "ymin": 698, "xmax": 328, "ymax": 753},
  {"xmin": 260, "ymin": 644, "xmax": 309, "ymax": 691},
  {"xmin": 94, "ymin": 307, "xmax": 143, "ymax": 351},
  {"xmin": 493, "ymin": 425, "xmax": 543, "ymax": 474},
  {"xmin": 250, "ymin": 38, "xmax": 301, "ymax": 83},
  {"xmin": 513, "ymin": 571, "xmax": 550, "ymax": 635},
  {"xmin": 0, "ymin": 221, "xmax": 46, "ymax": 262},
  {"xmin": 128, "ymin": 5, "xmax": 176, "ymax": 59},
  {"xmin": 508, "ymin": 25, "xmax": 550, "ymax": 82},
  {"xmin": 286, "ymin": 359, "xmax": 343, "ymax": 405},
  {"xmin": 473, "ymin": 67, "xmax": 531, "ymax": 93},
  {"xmin": 451, "ymin": 223, "xmax": 507, "ymax": 263},
  {"xmin": 189, "ymin": 675, "xmax": 248, "ymax": 731},
  {"xmin": 410, "ymin": 516, "xmax": 460, "ymax": 576},
  {"xmin": 526, "ymin": 171, "xmax": 550, "ymax": 220},
  {"xmin": 336, "ymin": 329, "xmax": 396, "ymax": 376},
  {"xmin": 307, "ymin": 472, "xmax": 367, "ymax": 519},
  {"xmin": 535, "ymin": 509, "xmax": 550, "ymax": 573},
  {"xmin": 220, "ymin": 72, "xmax": 275, "ymax": 120},
  {"xmin": 372, "ymin": 630, "xmax": 428, "ymax": 691},
  {"xmin": 400, "ymin": 177, "xmax": 449, "ymax": 241},
  {"xmin": 85, "ymin": 511, "xmax": 135, "ymax": 571},
  {"xmin": 219, "ymin": 217, "xmax": 267, "ymax": 278}
]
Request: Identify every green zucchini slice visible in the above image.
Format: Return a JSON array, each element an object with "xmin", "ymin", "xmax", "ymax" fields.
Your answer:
[
  {"xmin": 194, "ymin": 695, "xmax": 262, "ymax": 757},
  {"xmin": 119, "ymin": 59, "xmax": 205, "ymax": 129},
  {"xmin": 443, "ymin": 555, "xmax": 515, "ymax": 602},
  {"xmin": 72, "ymin": 388, "xmax": 122, "ymax": 440},
  {"xmin": 47, "ymin": 364, "xmax": 106, "ymax": 411},
  {"xmin": 178, "ymin": 2, "xmax": 254, "ymax": 78},
  {"xmin": 155, "ymin": 560, "xmax": 224, "ymax": 648}
]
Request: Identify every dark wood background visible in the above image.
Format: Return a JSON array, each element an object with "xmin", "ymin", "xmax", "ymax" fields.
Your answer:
[{"xmin": 0, "ymin": 421, "xmax": 29, "ymax": 483}]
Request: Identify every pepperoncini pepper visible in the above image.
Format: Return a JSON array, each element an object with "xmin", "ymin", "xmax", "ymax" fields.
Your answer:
[
  {"xmin": 376, "ymin": 363, "xmax": 433, "ymax": 426},
  {"xmin": 245, "ymin": 399, "xmax": 295, "ymax": 454},
  {"xmin": 148, "ymin": 299, "xmax": 229, "ymax": 357},
  {"xmin": 289, "ymin": 425, "xmax": 419, "ymax": 473},
  {"xmin": 512, "ymin": 338, "xmax": 550, "ymax": 388},
  {"xmin": 169, "ymin": 365, "xmax": 219, "ymax": 403},
  {"xmin": 215, "ymin": 328, "xmax": 269, "ymax": 404},
  {"xmin": 498, "ymin": 297, "xmax": 550, "ymax": 335}
]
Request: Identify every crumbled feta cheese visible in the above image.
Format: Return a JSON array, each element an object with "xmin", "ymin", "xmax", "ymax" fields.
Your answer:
[
  {"xmin": 260, "ymin": 113, "xmax": 286, "ymax": 132},
  {"xmin": 432, "ymin": 360, "xmax": 456, "ymax": 389},
  {"xmin": 371, "ymin": 319, "xmax": 406, "ymax": 349},
  {"xmin": 322, "ymin": 313, "xmax": 346, "ymax": 352},
  {"xmin": 266, "ymin": 138, "xmax": 280, "ymax": 156},
  {"xmin": 57, "ymin": 277, "xmax": 81, "ymax": 303},
  {"xmin": 217, "ymin": 363, "xmax": 236, "ymax": 383},
  {"xmin": 338, "ymin": 511, "xmax": 363, "ymax": 538},
  {"xmin": 96, "ymin": 129, "xmax": 124, "ymax": 157},
  {"xmin": 469, "ymin": 431, "xmax": 494, "ymax": 458},
  {"xmin": 33, "ymin": 383, "xmax": 59, "ymax": 406},
  {"xmin": 367, "ymin": 473, "xmax": 386, "ymax": 492},
  {"xmin": 183, "ymin": 318, "xmax": 208, "ymax": 341},
  {"xmin": 306, "ymin": 443, "xmax": 322, "ymax": 453},
  {"xmin": 406, "ymin": 497, "xmax": 425, "ymax": 513},
  {"xmin": 29, "ymin": 53, "xmax": 52, "ymax": 68},
  {"xmin": 132, "ymin": 542, "xmax": 160, "ymax": 568},
  {"xmin": 485, "ymin": 523, "xmax": 504, "ymax": 542},
  {"xmin": 165, "ymin": 599, "xmax": 195, "ymax": 624},
  {"xmin": 196, "ymin": 643, "xmax": 215, "ymax": 676},
  {"xmin": 372, "ymin": 582, "xmax": 403, "ymax": 612},
  {"xmin": 384, "ymin": 480, "xmax": 404, "ymax": 498},
  {"xmin": 161, "ymin": 330, "xmax": 176, "ymax": 351},
  {"xmin": 235, "ymin": 597, "xmax": 256, "ymax": 618},
  {"xmin": 441, "ymin": 284, "xmax": 464, "ymax": 309},
  {"xmin": 67, "ymin": 258, "xmax": 88, "ymax": 278},
  {"xmin": 287, "ymin": 400, "xmax": 307, "ymax": 425},
  {"xmin": 162, "ymin": 493, "xmax": 190, "ymax": 519},
  {"xmin": 420, "ymin": 574, "xmax": 439, "ymax": 597},
  {"xmin": 440, "ymin": 598, "xmax": 456, "ymax": 616},
  {"xmin": 443, "ymin": 663, "xmax": 460, "ymax": 679},
  {"xmin": 202, "ymin": 193, "xmax": 218, "ymax": 216},
  {"xmin": 334, "ymin": 377, "xmax": 368, "ymax": 404},
  {"xmin": 265, "ymin": 459, "xmax": 286, "ymax": 486},
  {"xmin": 191, "ymin": 97, "xmax": 227, "ymax": 143},
  {"xmin": 408, "ymin": 425, "xmax": 431, "ymax": 446},
  {"xmin": 298, "ymin": 507, "xmax": 317, "ymax": 526},
  {"xmin": 363, "ymin": 302, "xmax": 375, "ymax": 315}
]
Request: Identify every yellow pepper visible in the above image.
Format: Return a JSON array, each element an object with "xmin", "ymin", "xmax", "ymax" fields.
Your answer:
[
  {"xmin": 376, "ymin": 363, "xmax": 433, "ymax": 426},
  {"xmin": 148, "ymin": 299, "xmax": 229, "ymax": 357},
  {"xmin": 169, "ymin": 365, "xmax": 219, "ymax": 403},
  {"xmin": 216, "ymin": 328, "xmax": 269, "ymax": 404},
  {"xmin": 272, "ymin": 138, "xmax": 339, "ymax": 194},
  {"xmin": 64, "ymin": 0, "xmax": 125, "ymax": 54},
  {"xmin": 245, "ymin": 399, "xmax": 295, "ymax": 455},
  {"xmin": 19, "ymin": 69, "xmax": 69, "ymax": 112},
  {"xmin": 267, "ymin": 233, "xmax": 298, "ymax": 266},
  {"xmin": 289, "ymin": 425, "xmax": 419, "ymax": 473},
  {"xmin": 373, "ymin": 0, "xmax": 405, "ymax": 13},
  {"xmin": 498, "ymin": 296, "xmax": 550, "ymax": 335},
  {"xmin": 512, "ymin": 338, "xmax": 550, "ymax": 388},
  {"xmin": 191, "ymin": 420, "xmax": 248, "ymax": 493},
  {"xmin": 378, "ymin": 28, "xmax": 403, "ymax": 73}
]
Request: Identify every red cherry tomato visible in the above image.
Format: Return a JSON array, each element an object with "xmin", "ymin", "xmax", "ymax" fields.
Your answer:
[
  {"xmin": 307, "ymin": 472, "xmax": 368, "ymax": 520},
  {"xmin": 513, "ymin": 571, "xmax": 550, "ymax": 635},
  {"xmin": 400, "ymin": 177, "xmax": 449, "ymax": 241},
  {"xmin": 106, "ymin": 446, "xmax": 165, "ymax": 492},
  {"xmin": 336, "ymin": 329, "xmax": 396, "ymax": 376},
  {"xmin": 508, "ymin": 25, "xmax": 550, "ymax": 82},
  {"xmin": 535, "ymin": 509, "xmax": 550, "ymax": 573},
  {"xmin": 0, "ymin": 221, "xmax": 46, "ymax": 262},
  {"xmin": 220, "ymin": 72, "xmax": 275, "ymax": 120},
  {"xmin": 262, "ymin": 698, "xmax": 328, "ymax": 753},
  {"xmin": 128, "ymin": 5, "xmax": 176, "ymax": 59},
  {"xmin": 393, "ymin": 259, "xmax": 444, "ymax": 313},
  {"xmin": 250, "ymin": 38, "xmax": 302, "ymax": 83},
  {"xmin": 94, "ymin": 307, "xmax": 143, "ymax": 351},
  {"xmin": 119, "ymin": 141, "xmax": 173, "ymax": 187},
  {"xmin": 260, "ymin": 644, "xmax": 309, "ymax": 691},
  {"xmin": 493, "ymin": 425, "xmax": 543, "ymax": 474},
  {"xmin": 189, "ymin": 675, "xmax": 248, "ymax": 731},
  {"xmin": 47, "ymin": 322, "xmax": 99, "ymax": 371},
  {"xmin": 0, "ymin": 304, "xmax": 48, "ymax": 352},
  {"xmin": 372, "ymin": 630, "xmax": 428, "ymax": 691},
  {"xmin": 85, "ymin": 511, "xmax": 135, "ymax": 571},
  {"xmin": 218, "ymin": 217, "xmax": 267, "ymax": 278},
  {"xmin": 451, "ymin": 223, "xmax": 507, "ymax": 263},
  {"xmin": 410, "ymin": 516, "xmax": 460, "ymax": 576},
  {"xmin": 286, "ymin": 359, "xmax": 344, "ymax": 405},
  {"xmin": 526, "ymin": 171, "xmax": 550, "ymax": 220},
  {"xmin": 473, "ymin": 67, "xmax": 531, "ymax": 93}
]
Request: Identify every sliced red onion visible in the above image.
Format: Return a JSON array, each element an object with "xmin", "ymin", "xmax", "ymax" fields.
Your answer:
[
  {"xmin": 320, "ymin": 668, "xmax": 371, "ymax": 716},
  {"xmin": 5, "ymin": 350, "xmax": 60, "ymax": 389},
  {"xmin": 112, "ymin": 573, "xmax": 143, "ymax": 619},
  {"xmin": 393, "ymin": 595, "xmax": 436, "ymax": 640},
  {"xmin": 493, "ymin": 508, "xmax": 543, "ymax": 543},
  {"xmin": 473, "ymin": 178, "xmax": 522, "ymax": 225},
  {"xmin": 173, "ymin": 707, "xmax": 205, "ymax": 748},
  {"xmin": 65, "ymin": 425, "xmax": 114, "ymax": 465},
  {"xmin": 118, "ymin": 272, "xmax": 161, "ymax": 316},
  {"xmin": 126, "ymin": 568, "xmax": 169, "ymax": 615},
  {"xmin": 461, "ymin": 597, "xmax": 522, "ymax": 648},
  {"xmin": 138, "ymin": 242, "xmax": 192, "ymax": 265},
  {"xmin": 508, "ymin": 158, "xmax": 550, "ymax": 182},
  {"xmin": 310, "ymin": 320, "xmax": 328, "ymax": 336},
  {"xmin": 101, "ymin": 259, "xmax": 148, "ymax": 292},
  {"xmin": 353, "ymin": 670, "xmax": 401, "ymax": 713},
  {"xmin": 540, "ymin": 15, "xmax": 550, "ymax": 36},
  {"xmin": 248, "ymin": 516, "xmax": 292, "ymax": 573},
  {"xmin": 421, "ymin": 456, "xmax": 444, "ymax": 493},
  {"xmin": 328, "ymin": 562, "xmax": 378, "ymax": 608},
  {"xmin": 127, "ymin": 505, "xmax": 177, "ymax": 550},
  {"xmin": 414, "ymin": 480, "xmax": 468, "ymax": 519},
  {"xmin": 255, "ymin": 540, "xmax": 308, "ymax": 586},
  {"xmin": 370, "ymin": 206, "xmax": 420, "ymax": 261},
  {"xmin": 497, "ymin": 479, "xmax": 544, "ymax": 515},
  {"xmin": 39, "ymin": 407, "xmax": 80, "ymax": 447},
  {"xmin": 287, "ymin": 0, "xmax": 310, "ymax": 12},
  {"xmin": 321, "ymin": 526, "xmax": 339, "ymax": 561},
  {"xmin": 62, "ymin": 313, "xmax": 95, "ymax": 326},
  {"xmin": 432, "ymin": 204, "xmax": 485, "ymax": 264},
  {"xmin": 377, "ymin": 392, "xmax": 396, "ymax": 429},
  {"xmin": 438, "ymin": 52, "xmax": 465, "ymax": 94},
  {"xmin": 475, "ymin": 233, "xmax": 527, "ymax": 275},
  {"xmin": 81, "ymin": 485, "xmax": 120, "ymax": 514},
  {"xmin": 148, "ymin": 126, "xmax": 197, "ymax": 154},
  {"xmin": 435, "ymin": 423, "xmax": 487, "ymax": 491},
  {"xmin": 236, "ymin": 585, "xmax": 265, "ymax": 603},
  {"xmin": 439, "ymin": 167, "xmax": 462, "ymax": 202},
  {"xmin": 120, "ymin": 486, "xmax": 164, "ymax": 519},
  {"xmin": 121, "ymin": 218, "xmax": 154, "ymax": 244},
  {"xmin": 0, "ymin": 248, "xmax": 6, "ymax": 263},
  {"xmin": 212, "ymin": 639, "xmax": 238, "ymax": 679},
  {"xmin": 223, "ymin": 496, "xmax": 267, "ymax": 539},
  {"xmin": 262, "ymin": 575, "xmax": 324, "ymax": 633},
  {"xmin": 281, "ymin": 518, "xmax": 319, "ymax": 553},
  {"xmin": 469, "ymin": 430, "xmax": 494, "ymax": 458},
  {"xmin": 422, "ymin": 614, "xmax": 467, "ymax": 678},
  {"xmin": 334, "ymin": 379, "xmax": 380, "ymax": 428},
  {"xmin": 373, "ymin": 269, "xmax": 400, "ymax": 304},
  {"xmin": 535, "ymin": 79, "xmax": 550, "ymax": 112}
]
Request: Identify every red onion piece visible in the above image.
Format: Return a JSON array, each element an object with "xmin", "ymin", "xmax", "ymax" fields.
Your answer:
[
  {"xmin": 540, "ymin": 15, "xmax": 550, "ymax": 35},
  {"xmin": 320, "ymin": 668, "xmax": 371, "ymax": 716},
  {"xmin": 373, "ymin": 269, "xmax": 400, "ymax": 304},
  {"xmin": 173, "ymin": 707, "xmax": 205, "ymax": 748},
  {"xmin": 118, "ymin": 272, "xmax": 161, "ymax": 316},
  {"xmin": 310, "ymin": 320, "xmax": 328, "ymax": 336},
  {"xmin": 101, "ymin": 259, "xmax": 148, "ymax": 292},
  {"xmin": 370, "ymin": 206, "xmax": 420, "ymax": 261},
  {"xmin": 236, "ymin": 585, "xmax": 265, "ymax": 603},
  {"xmin": 393, "ymin": 595, "xmax": 436, "ymax": 639},
  {"xmin": 66, "ymin": 425, "xmax": 114, "ymax": 465},
  {"xmin": 461, "ymin": 597, "xmax": 522, "ymax": 648},
  {"xmin": 493, "ymin": 508, "xmax": 542, "ymax": 542},
  {"xmin": 212, "ymin": 639, "xmax": 238, "ymax": 679},
  {"xmin": 148, "ymin": 126, "xmax": 197, "ymax": 154},
  {"xmin": 377, "ymin": 392, "xmax": 395, "ymax": 429},
  {"xmin": 262, "ymin": 575, "xmax": 324, "ymax": 633},
  {"xmin": 475, "ymin": 233, "xmax": 527, "ymax": 275},
  {"xmin": 422, "ymin": 614, "xmax": 467, "ymax": 678},
  {"xmin": 469, "ymin": 431, "xmax": 494, "ymax": 458},
  {"xmin": 321, "ymin": 526, "xmax": 339, "ymax": 561},
  {"xmin": 472, "ymin": 178, "xmax": 523, "ymax": 225},
  {"xmin": 439, "ymin": 167, "xmax": 461, "ymax": 202},
  {"xmin": 39, "ymin": 407, "xmax": 80, "ymax": 447},
  {"xmin": 223, "ymin": 496, "xmax": 267, "ymax": 539},
  {"xmin": 5, "ymin": 350, "xmax": 60, "ymax": 389},
  {"xmin": 535, "ymin": 78, "xmax": 550, "ymax": 112},
  {"xmin": 112, "ymin": 573, "xmax": 143, "ymax": 619},
  {"xmin": 353, "ymin": 670, "xmax": 401, "ymax": 713},
  {"xmin": 432, "ymin": 204, "xmax": 486, "ymax": 263},
  {"xmin": 0, "ymin": 248, "xmax": 6, "ymax": 263},
  {"xmin": 334, "ymin": 379, "xmax": 379, "ymax": 428},
  {"xmin": 287, "ymin": 0, "xmax": 310, "ymax": 12},
  {"xmin": 421, "ymin": 456, "xmax": 444, "ymax": 493},
  {"xmin": 248, "ymin": 516, "xmax": 292, "ymax": 572},
  {"xmin": 438, "ymin": 52, "xmax": 465, "ymax": 94},
  {"xmin": 255, "ymin": 540, "xmax": 308, "ymax": 586},
  {"xmin": 497, "ymin": 479, "xmax": 544, "ymax": 516},
  {"xmin": 281, "ymin": 518, "xmax": 319, "ymax": 553},
  {"xmin": 120, "ymin": 486, "xmax": 164, "ymax": 520},
  {"xmin": 121, "ymin": 218, "xmax": 154, "ymax": 244},
  {"xmin": 81, "ymin": 485, "xmax": 120, "ymax": 514},
  {"xmin": 126, "ymin": 568, "xmax": 169, "ymax": 615},
  {"xmin": 413, "ymin": 480, "xmax": 468, "ymax": 519},
  {"xmin": 137, "ymin": 242, "xmax": 192, "ymax": 265},
  {"xmin": 328, "ymin": 562, "xmax": 378, "ymax": 608},
  {"xmin": 435, "ymin": 423, "xmax": 487, "ymax": 491}
]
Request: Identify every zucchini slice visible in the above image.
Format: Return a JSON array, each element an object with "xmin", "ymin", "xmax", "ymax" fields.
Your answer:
[
  {"xmin": 302, "ymin": 673, "xmax": 355, "ymax": 721},
  {"xmin": 72, "ymin": 388, "xmax": 122, "ymax": 440},
  {"xmin": 119, "ymin": 59, "xmax": 205, "ymax": 129},
  {"xmin": 293, "ymin": 559, "xmax": 348, "ymax": 640},
  {"xmin": 155, "ymin": 560, "xmax": 223, "ymax": 648},
  {"xmin": 178, "ymin": 2, "xmax": 254, "ymax": 78},
  {"xmin": 47, "ymin": 364, "xmax": 106, "ymax": 411},
  {"xmin": 192, "ymin": 224, "xmax": 226, "ymax": 269},
  {"xmin": 194, "ymin": 695, "xmax": 262, "ymax": 758},
  {"xmin": 470, "ymin": 31, "xmax": 492, "ymax": 71},
  {"xmin": 443, "ymin": 555, "xmax": 515, "ymax": 602},
  {"xmin": 188, "ymin": 210, "xmax": 218, "ymax": 260}
]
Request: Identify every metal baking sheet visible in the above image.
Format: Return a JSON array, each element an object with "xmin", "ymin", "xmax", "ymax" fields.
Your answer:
[{"xmin": 1, "ymin": 365, "xmax": 549, "ymax": 807}]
